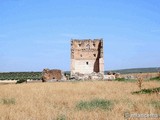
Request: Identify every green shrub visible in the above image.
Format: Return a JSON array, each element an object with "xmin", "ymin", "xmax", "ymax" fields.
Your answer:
[
  {"xmin": 1, "ymin": 98, "xmax": 15, "ymax": 105},
  {"xmin": 132, "ymin": 87, "xmax": 160, "ymax": 94},
  {"xmin": 115, "ymin": 78, "xmax": 135, "ymax": 82},
  {"xmin": 76, "ymin": 99, "xmax": 113, "ymax": 110},
  {"xmin": 150, "ymin": 101, "xmax": 160, "ymax": 109},
  {"xmin": 16, "ymin": 79, "xmax": 27, "ymax": 84},
  {"xmin": 56, "ymin": 114, "xmax": 66, "ymax": 120},
  {"xmin": 115, "ymin": 78, "xmax": 126, "ymax": 81},
  {"xmin": 150, "ymin": 77, "xmax": 160, "ymax": 81}
]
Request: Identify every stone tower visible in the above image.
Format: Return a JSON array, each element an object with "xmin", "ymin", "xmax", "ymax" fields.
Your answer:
[{"xmin": 71, "ymin": 39, "xmax": 104, "ymax": 76}]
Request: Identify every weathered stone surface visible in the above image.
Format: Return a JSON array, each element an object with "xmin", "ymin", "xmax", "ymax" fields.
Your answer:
[
  {"xmin": 89, "ymin": 72, "xmax": 103, "ymax": 80},
  {"xmin": 71, "ymin": 72, "xmax": 103, "ymax": 81},
  {"xmin": 61, "ymin": 73, "xmax": 67, "ymax": 81},
  {"xmin": 124, "ymin": 75, "xmax": 135, "ymax": 80},
  {"xmin": 71, "ymin": 39, "xmax": 104, "ymax": 76},
  {"xmin": 114, "ymin": 73, "xmax": 121, "ymax": 79},
  {"xmin": 42, "ymin": 69, "xmax": 65, "ymax": 82},
  {"xmin": 104, "ymin": 75, "xmax": 116, "ymax": 80},
  {"xmin": 71, "ymin": 72, "xmax": 88, "ymax": 80}
]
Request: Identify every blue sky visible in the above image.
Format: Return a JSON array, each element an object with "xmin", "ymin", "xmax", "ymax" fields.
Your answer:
[{"xmin": 0, "ymin": 0, "xmax": 160, "ymax": 72}]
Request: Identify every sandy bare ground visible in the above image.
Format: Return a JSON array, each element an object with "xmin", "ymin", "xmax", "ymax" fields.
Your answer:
[
  {"xmin": 0, "ymin": 80, "xmax": 17, "ymax": 84},
  {"xmin": 0, "ymin": 80, "xmax": 42, "ymax": 84}
]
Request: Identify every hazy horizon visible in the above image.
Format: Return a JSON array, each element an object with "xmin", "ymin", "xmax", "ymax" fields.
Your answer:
[{"xmin": 0, "ymin": 0, "xmax": 160, "ymax": 72}]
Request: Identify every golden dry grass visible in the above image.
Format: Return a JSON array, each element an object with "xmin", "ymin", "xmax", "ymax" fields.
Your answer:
[
  {"xmin": 0, "ymin": 81, "xmax": 159, "ymax": 120},
  {"xmin": 121, "ymin": 73, "xmax": 158, "ymax": 80}
]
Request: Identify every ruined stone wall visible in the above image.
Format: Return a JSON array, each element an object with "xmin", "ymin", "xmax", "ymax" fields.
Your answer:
[
  {"xmin": 71, "ymin": 39, "xmax": 104, "ymax": 76},
  {"xmin": 42, "ymin": 69, "xmax": 62, "ymax": 82}
]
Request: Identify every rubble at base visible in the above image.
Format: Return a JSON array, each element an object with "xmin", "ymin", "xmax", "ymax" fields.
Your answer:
[
  {"xmin": 42, "ymin": 69, "xmax": 121, "ymax": 82},
  {"xmin": 71, "ymin": 72, "xmax": 104, "ymax": 81}
]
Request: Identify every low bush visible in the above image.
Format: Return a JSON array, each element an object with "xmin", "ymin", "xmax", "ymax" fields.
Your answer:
[
  {"xmin": 115, "ymin": 78, "xmax": 126, "ymax": 81},
  {"xmin": 56, "ymin": 114, "xmax": 66, "ymax": 120},
  {"xmin": 150, "ymin": 77, "xmax": 160, "ymax": 81},
  {"xmin": 115, "ymin": 78, "xmax": 135, "ymax": 82},
  {"xmin": 76, "ymin": 99, "xmax": 113, "ymax": 110},
  {"xmin": 132, "ymin": 87, "xmax": 160, "ymax": 94},
  {"xmin": 16, "ymin": 79, "xmax": 27, "ymax": 84},
  {"xmin": 150, "ymin": 101, "xmax": 160, "ymax": 110},
  {"xmin": 0, "ymin": 98, "xmax": 15, "ymax": 105}
]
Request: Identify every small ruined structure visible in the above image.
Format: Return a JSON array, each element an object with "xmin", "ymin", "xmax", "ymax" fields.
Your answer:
[
  {"xmin": 103, "ymin": 72, "xmax": 120, "ymax": 80},
  {"xmin": 104, "ymin": 75, "xmax": 116, "ymax": 80},
  {"xmin": 71, "ymin": 39, "xmax": 104, "ymax": 77},
  {"xmin": 42, "ymin": 69, "xmax": 66, "ymax": 82}
]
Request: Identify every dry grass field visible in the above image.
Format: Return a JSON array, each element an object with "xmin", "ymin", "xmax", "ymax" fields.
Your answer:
[
  {"xmin": 121, "ymin": 73, "xmax": 159, "ymax": 80},
  {"xmin": 0, "ymin": 80, "xmax": 159, "ymax": 120}
]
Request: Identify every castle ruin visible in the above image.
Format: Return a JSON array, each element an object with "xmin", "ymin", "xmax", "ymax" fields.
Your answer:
[{"xmin": 71, "ymin": 39, "xmax": 104, "ymax": 76}]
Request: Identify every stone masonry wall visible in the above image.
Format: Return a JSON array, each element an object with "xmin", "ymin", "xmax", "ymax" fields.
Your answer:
[{"xmin": 71, "ymin": 39, "xmax": 104, "ymax": 76}]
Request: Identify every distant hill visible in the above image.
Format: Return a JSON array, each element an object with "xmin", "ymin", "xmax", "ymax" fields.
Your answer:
[{"xmin": 105, "ymin": 67, "xmax": 160, "ymax": 74}]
